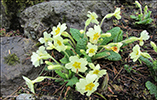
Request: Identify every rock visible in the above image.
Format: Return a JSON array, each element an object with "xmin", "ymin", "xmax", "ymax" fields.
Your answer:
[
  {"xmin": 0, "ymin": 1, "xmax": 10, "ymax": 29},
  {"xmin": 39, "ymin": 95, "xmax": 58, "ymax": 100},
  {"xmin": 19, "ymin": 1, "xmax": 116, "ymax": 40},
  {"xmin": 16, "ymin": 93, "xmax": 35, "ymax": 100},
  {"xmin": 0, "ymin": 36, "xmax": 43, "ymax": 97}
]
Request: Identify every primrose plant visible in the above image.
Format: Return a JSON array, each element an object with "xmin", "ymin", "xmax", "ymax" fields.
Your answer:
[
  {"xmin": 130, "ymin": 1, "xmax": 153, "ymax": 25},
  {"xmin": 23, "ymin": 7, "xmax": 152, "ymax": 97}
]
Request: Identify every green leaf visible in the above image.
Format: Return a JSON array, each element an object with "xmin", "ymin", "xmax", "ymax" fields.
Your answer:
[
  {"xmin": 22, "ymin": 76, "xmax": 35, "ymax": 93},
  {"xmin": 64, "ymin": 76, "xmax": 79, "ymax": 87},
  {"xmin": 144, "ymin": 11, "xmax": 151, "ymax": 19},
  {"xmin": 139, "ymin": 56, "xmax": 153, "ymax": 68},
  {"xmin": 145, "ymin": 81, "xmax": 157, "ymax": 99},
  {"xmin": 55, "ymin": 70, "xmax": 67, "ymax": 79},
  {"xmin": 70, "ymin": 28, "xmax": 84, "ymax": 42},
  {"xmin": 92, "ymin": 51, "xmax": 110, "ymax": 60},
  {"xmin": 101, "ymin": 27, "xmax": 121, "ymax": 45},
  {"xmin": 104, "ymin": 51, "xmax": 122, "ymax": 61},
  {"xmin": 130, "ymin": 15, "xmax": 137, "ymax": 19},
  {"xmin": 113, "ymin": 30, "xmax": 123, "ymax": 42},
  {"xmin": 135, "ymin": 18, "xmax": 153, "ymax": 25},
  {"xmin": 75, "ymin": 38, "xmax": 88, "ymax": 55},
  {"xmin": 153, "ymin": 60, "xmax": 157, "ymax": 71},
  {"xmin": 139, "ymin": 56, "xmax": 156, "ymax": 81},
  {"xmin": 60, "ymin": 55, "xmax": 69, "ymax": 64},
  {"xmin": 85, "ymin": 54, "xmax": 92, "ymax": 63}
]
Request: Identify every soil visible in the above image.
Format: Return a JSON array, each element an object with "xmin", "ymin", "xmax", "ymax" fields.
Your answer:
[{"xmin": 1, "ymin": 0, "xmax": 157, "ymax": 100}]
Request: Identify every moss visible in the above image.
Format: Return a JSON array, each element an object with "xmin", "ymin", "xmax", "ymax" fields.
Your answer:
[{"xmin": 4, "ymin": 53, "xmax": 20, "ymax": 65}]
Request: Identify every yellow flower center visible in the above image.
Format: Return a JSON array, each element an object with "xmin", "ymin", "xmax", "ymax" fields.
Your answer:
[
  {"xmin": 45, "ymin": 38, "xmax": 48, "ymax": 42},
  {"xmin": 85, "ymin": 82, "xmax": 95, "ymax": 91},
  {"xmin": 73, "ymin": 62, "xmax": 81, "ymax": 69},
  {"xmin": 57, "ymin": 40, "xmax": 62, "ymax": 46},
  {"xmin": 91, "ymin": 15, "xmax": 95, "ymax": 20},
  {"xmin": 111, "ymin": 46, "xmax": 118, "ymax": 52},
  {"xmin": 89, "ymin": 48, "xmax": 95, "ymax": 53},
  {"xmin": 55, "ymin": 27, "xmax": 60, "ymax": 35},
  {"xmin": 136, "ymin": 51, "xmax": 139, "ymax": 55},
  {"xmin": 93, "ymin": 33, "xmax": 100, "ymax": 40},
  {"xmin": 93, "ymin": 70, "xmax": 99, "ymax": 75}
]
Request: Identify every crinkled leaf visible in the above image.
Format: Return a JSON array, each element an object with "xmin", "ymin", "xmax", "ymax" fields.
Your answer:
[
  {"xmin": 92, "ymin": 51, "xmax": 110, "ymax": 60},
  {"xmin": 85, "ymin": 55, "xmax": 92, "ymax": 63},
  {"xmin": 139, "ymin": 56, "xmax": 156, "ymax": 81},
  {"xmin": 104, "ymin": 51, "xmax": 121, "ymax": 61},
  {"xmin": 64, "ymin": 76, "xmax": 79, "ymax": 87},
  {"xmin": 76, "ymin": 38, "xmax": 88, "ymax": 55},
  {"xmin": 70, "ymin": 28, "xmax": 84, "ymax": 42},
  {"xmin": 153, "ymin": 60, "xmax": 157, "ymax": 71},
  {"xmin": 145, "ymin": 81, "xmax": 157, "ymax": 99},
  {"xmin": 139, "ymin": 56, "xmax": 153, "ymax": 68},
  {"xmin": 101, "ymin": 27, "xmax": 121, "ymax": 45},
  {"xmin": 55, "ymin": 70, "xmax": 67, "ymax": 79},
  {"xmin": 113, "ymin": 30, "xmax": 123, "ymax": 42},
  {"xmin": 60, "ymin": 55, "xmax": 69, "ymax": 64}
]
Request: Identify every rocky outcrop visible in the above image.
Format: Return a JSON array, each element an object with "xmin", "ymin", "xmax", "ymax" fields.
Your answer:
[
  {"xmin": 0, "ymin": 1, "xmax": 10, "ymax": 29},
  {"xmin": 20, "ymin": 1, "xmax": 116, "ymax": 40},
  {"xmin": 0, "ymin": 36, "xmax": 43, "ymax": 97}
]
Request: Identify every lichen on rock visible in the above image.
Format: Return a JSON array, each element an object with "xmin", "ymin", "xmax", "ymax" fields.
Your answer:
[{"xmin": 4, "ymin": 53, "xmax": 20, "ymax": 65}]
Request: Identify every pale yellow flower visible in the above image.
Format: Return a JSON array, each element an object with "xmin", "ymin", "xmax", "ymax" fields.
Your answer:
[
  {"xmin": 38, "ymin": 31, "xmax": 53, "ymax": 47},
  {"xmin": 65, "ymin": 56, "xmax": 88, "ymax": 73},
  {"xmin": 86, "ymin": 11, "xmax": 99, "ymax": 26},
  {"xmin": 105, "ymin": 8, "xmax": 121, "ymax": 20},
  {"xmin": 86, "ymin": 43, "xmax": 98, "ymax": 57},
  {"xmin": 31, "ymin": 46, "xmax": 51, "ymax": 67},
  {"xmin": 76, "ymin": 74, "xmax": 99, "ymax": 96},
  {"xmin": 138, "ymin": 30, "xmax": 150, "ymax": 46},
  {"xmin": 36, "ymin": 46, "xmax": 52, "ymax": 59},
  {"xmin": 86, "ymin": 25, "xmax": 101, "ymax": 44},
  {"xmin": 46, "ymin": 42, "xmax": 55, "ymax": 50},
  {"xmin": 31, "ymin": 52, "xmax": 43, "ymax": 67},
  {"xmin": 53, "ymin": 36, "xmax": 66, "ymax": 52},
  {"xmin": 88, "ymin": 64, "xmax": 107, "ymax": 78},
  {"xmin": 52, "ymin": 23, "xmax": 67, "ymax": 37},
  {"xmin": 129, "ymin": 44, "xmax": 141, "ymax": 62},
  {"xmin": 104, "ymin": 42, "xmax": 123, "ymax": 53}
]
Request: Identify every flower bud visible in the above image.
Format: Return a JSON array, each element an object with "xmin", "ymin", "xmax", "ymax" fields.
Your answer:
[
  {"xmin": 80, "ymin": 30, "xmax": 84, "ymax": 34},
  {"xmin": 101, "ymin": 33, "xmax": 111, "ymax": 37},
  {"xmin": 122, "ymin": 37, "xmax": 138, "ymax": 44},
  {"xmin": 66, "ymin": 46, "xmax": 72, "ymax": 50},
  {"xmin": 135, "ymin": 1, "xmax": 141, "ymax": 9},
  {"xmin": 141, "ymin": 52, "xmax": 152, "ymax": 60},
  {"xmin": 80, "ymin": 49, "xmax": 86, "ymax": 55},
  {"xmin": 48, "ymin": 65, "xmax": 62, "ymax": 70},
  {"xmin": 45, "ymin": 61, "xmax": 53, "ymax": 65},
  {"xmin": 150, "ymin": 41, "xmax": 157, "ymax": 52},
  {"xmin": 61, "ymin": 31, "xmax": 70, "ymax": 37},
  {"xmin": 63, "ymin": 39, "xmax": 70, "ymax": 44}
]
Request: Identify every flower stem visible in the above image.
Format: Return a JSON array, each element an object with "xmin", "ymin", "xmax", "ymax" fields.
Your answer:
[
  {"xmin": 64, "ymin": 51, "xmax": 70, "ymax": 58},
  {"xmin": 100, "ymin": 16, "xmax": 106, "ymax": 27},
  {"xmin": 51, "ymin": 56, "xmax": 60, "ymax": 65},
  {"xmin": 44, "ymin": 76, "xmax": 62, "ymax": 80},
  {"xmin": 83, "ymin": 25, "xmax": 87, "ymax": 38},
  {"xmin": 69, "ymin": 35, "xmax": 76, "ymax": 46},
  {"xmin": 77, "ymin": 73, "xmax": 85, "ymax": 79}
]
